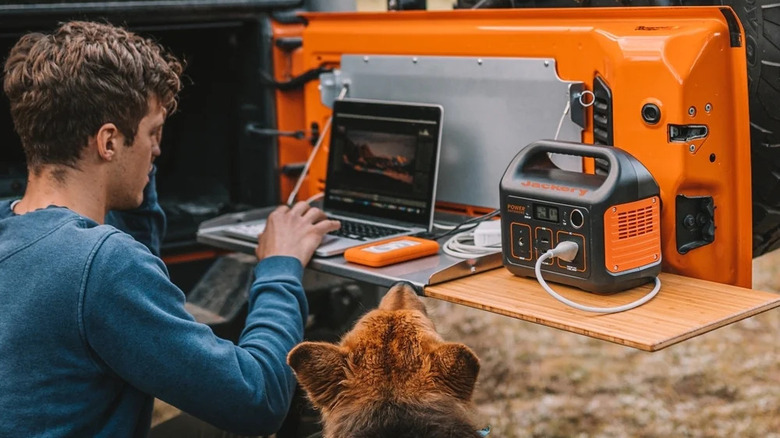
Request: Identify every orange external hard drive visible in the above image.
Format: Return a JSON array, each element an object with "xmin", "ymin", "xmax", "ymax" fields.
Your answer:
[{"xmin": 344, "ymin": 236, "xmax": 440, "ymax": 267}]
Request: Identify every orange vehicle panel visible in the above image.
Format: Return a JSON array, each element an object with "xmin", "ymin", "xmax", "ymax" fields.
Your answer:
[
  {"xmin": 270, "ymin": 20, "xmax": 324, "ymax": 203},
  {"xmin": 292, "ymin": 7, "xmax": 751, "ymax": 287}
]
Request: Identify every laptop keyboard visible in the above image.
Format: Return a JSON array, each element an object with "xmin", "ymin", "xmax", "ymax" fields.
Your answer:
[
  {"xmin": 223, "ymin": 217, "xmax": 406, "ymax": 243},
  {"xmin": 327, "ymin": 218, "xmax": 406, "ymax": 241}
]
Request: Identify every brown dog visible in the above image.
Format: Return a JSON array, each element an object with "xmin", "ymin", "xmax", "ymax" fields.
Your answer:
[{"xmin": 287, "ymin": 282, "xmax": 483, "ymax": 438}]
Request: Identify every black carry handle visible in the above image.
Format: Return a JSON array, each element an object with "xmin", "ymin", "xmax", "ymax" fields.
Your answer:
[
  {"xmin": 514, "ymin": 140, "xmax": 621, "ymax": 174},
  {"xmin": 502, "ymin": 139, "xmax": 658, "ymax": 202},
  {"xmin": 506, "ymin": 140, "xmax": 645, "ymax": 191}
]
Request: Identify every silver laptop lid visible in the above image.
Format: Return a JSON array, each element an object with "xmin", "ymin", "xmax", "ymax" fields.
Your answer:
[{"xmin": 323, "ymin": 98, "xmax": 443, "ymax": 231}]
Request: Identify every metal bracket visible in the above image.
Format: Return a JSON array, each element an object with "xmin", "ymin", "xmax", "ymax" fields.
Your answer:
[
  {"xmin": 569, "ymin": 83, "xmax": 586, "ymax": 129},
  {"xmin": 319, "ymin": 69, "xmax": 349, "ymax": 109},
  {"xmin": 338, "ymin": 54, "xmax": 585, "ymax": 208},
  {"xmin": 569, "ymin": 83, "xmax": 594, "ymax": 129}
]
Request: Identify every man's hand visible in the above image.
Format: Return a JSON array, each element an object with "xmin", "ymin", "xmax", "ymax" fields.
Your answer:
[{"xmin": 255, "ymin": 202, "xmax": 341, "ymax": 265}]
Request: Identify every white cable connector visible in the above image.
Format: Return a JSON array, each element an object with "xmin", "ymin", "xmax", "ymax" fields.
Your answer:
[
  {"xmin": 473, "ymin": 220, "xmax": 502, "ymax": 247},
  {"xmin": 549, "ymin": 240, "xmax": 579, "ymax": 262},
  {"xmin": 535, "ymin": 241, "xmax": 661, "ymax": 314}
]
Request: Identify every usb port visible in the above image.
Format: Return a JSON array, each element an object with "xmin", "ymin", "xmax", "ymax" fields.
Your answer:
[{"xmin": 535, "ymin": 228, "xmax": 553, "ymax": 264}]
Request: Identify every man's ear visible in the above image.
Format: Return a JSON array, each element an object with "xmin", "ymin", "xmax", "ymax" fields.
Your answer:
[
  {"xmin": 94, "ymin": 123, "xmax": 120, "ymax": 161},
  {"xmin": 430, "ymin": 342, "xmax": 480, "ymax": 401},
  {"xmin": 287, "ymin": 342, "xmax": 347, "ymax": 410}
]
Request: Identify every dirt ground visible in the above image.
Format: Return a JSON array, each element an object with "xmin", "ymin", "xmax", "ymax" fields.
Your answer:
[{"xmin": 424, "ymin": 249, "xmax": 780, "ymax": 438}]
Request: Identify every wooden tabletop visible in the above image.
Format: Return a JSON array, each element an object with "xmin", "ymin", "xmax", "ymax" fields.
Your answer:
[{"xmin": 424, "ymin": 268, "xmax": 780, "ymax": 351}]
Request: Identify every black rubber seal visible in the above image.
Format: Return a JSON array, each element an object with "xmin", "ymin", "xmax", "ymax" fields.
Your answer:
[{"xmin": 720, "ymin": 7, "xmax": 743, "ymax": 48}]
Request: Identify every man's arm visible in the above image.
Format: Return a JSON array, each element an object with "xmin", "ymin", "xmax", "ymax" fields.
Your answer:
[
  {"xmin": 105, "ymin": 165, "xmax": 166, "ymax": 257},
  {"xmin": 83, "ymin": 202, "xmax": 339, "ymax": 435},
  {"xmin": 83, "ymin": 236, "xmax": 306, "ymax": 434}
]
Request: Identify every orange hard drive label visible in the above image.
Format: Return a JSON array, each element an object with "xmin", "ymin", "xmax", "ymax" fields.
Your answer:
[
  {"xmin": 344, "ymin": 236, "xmax": 440, "ymax": 268},
  {"xmin": 603, "ymin": 197, "xmax": 661, "ymax": 273}
]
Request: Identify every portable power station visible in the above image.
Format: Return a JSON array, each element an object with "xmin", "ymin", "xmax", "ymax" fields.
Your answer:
[{"xmin": 500, "ymin": 140, "xmax": 661, "ymax": 293}]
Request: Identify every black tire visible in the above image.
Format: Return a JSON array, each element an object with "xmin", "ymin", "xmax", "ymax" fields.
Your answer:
[{"xmin": 724, "ymin": 0, "xmax": 780, "ymax": 256}]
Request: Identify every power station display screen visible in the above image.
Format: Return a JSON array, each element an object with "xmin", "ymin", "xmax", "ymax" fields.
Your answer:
[{"xmin": 534, "ymin": 204, "xmax": 559, "ymax": 223}]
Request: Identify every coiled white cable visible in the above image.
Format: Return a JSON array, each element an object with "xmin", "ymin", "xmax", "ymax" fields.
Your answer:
[
  {"xmin": 535, "ymin": 241, "xmax": 661, "ymax": 314},
  {"xmin": 442, "ymin": 229, "xmax": 501, "ymax": 259}
]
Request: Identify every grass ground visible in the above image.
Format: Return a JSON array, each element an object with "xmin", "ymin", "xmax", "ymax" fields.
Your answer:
[
  {"xmin": 425, "ymin": 249, "xmax": 780, "ymax": 437},
  {"xmin": 152, "ymin": 250, "xmax": 779, "ymax": 436}
]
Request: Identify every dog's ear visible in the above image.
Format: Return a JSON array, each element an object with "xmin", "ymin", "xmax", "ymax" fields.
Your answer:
[
  {"xmin": 430, "ymin": 342, "xmax": 480, "ymax": 401},
  {"xmin": 287, "ymin": 342, "xmax": 347, "ymax": 410}
]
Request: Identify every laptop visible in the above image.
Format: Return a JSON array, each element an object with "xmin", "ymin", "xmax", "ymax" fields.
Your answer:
[{"xmin": 221, "ymin": 98, "xmax": 444, "ymax": 257}]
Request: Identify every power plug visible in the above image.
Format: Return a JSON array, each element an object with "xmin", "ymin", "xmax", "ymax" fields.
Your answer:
[{"xmin": 473, "ymin": 220, "xmax": 502, "ymax": 247}]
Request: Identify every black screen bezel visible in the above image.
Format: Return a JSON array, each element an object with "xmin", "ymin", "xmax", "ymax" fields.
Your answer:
[{"xmin": 323, "ymin": 99, "xmax": 443, "ymax": 228}]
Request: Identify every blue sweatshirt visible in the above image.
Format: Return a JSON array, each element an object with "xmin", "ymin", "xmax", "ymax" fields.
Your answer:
[{"xmin": 0, "ymin": 174, "xmax": 306, "ymax": 437}]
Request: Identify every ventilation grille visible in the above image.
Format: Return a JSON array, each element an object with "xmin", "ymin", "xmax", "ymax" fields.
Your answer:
[
  {"xmin": 592, "ymin": 98, "xmax": 611, "ymax": 145},
  {"xmin": 603, "ymin": 197, "xmax": 661, "ymax": 273},
  {"xmin": 618, "ymin": 205, "xmax": 655, "ymax": 239},
  {"xmin": 592, "ymin": 75, "xmax": 613, "ymax": 176}
]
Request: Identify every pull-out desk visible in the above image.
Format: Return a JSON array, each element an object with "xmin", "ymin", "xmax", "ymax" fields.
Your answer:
[
  {"xmin": 425, "ymin": 268, "xmax": 780, "ymax": 351},
  {"xmin": 197, "ymin": 208, "xmax": 780, "ymax": 352}
]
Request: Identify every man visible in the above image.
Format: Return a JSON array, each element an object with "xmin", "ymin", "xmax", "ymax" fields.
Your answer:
[{"xmin": 0, "ymin": 21, "xmax": 339, "ymax": 436}]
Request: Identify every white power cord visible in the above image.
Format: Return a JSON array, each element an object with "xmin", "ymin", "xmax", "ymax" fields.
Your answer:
[
  {"xmin": 535, "ymin": 241, "xmax": 661, "ymax": 314},
  {"xmin": 286, "ymin": 85, "xmax": 348, "ymax": 206},
  {"xmin": 305, "ymin": 192, "xmax": 324, "ymax": 204},
  {"xmin": 286, "ymin": 116, "xmax": 332, "ymax": 206},
  {"xmin": 553, "ymin": 100, "xmax": 571, "ymax": 141},
  {"xmin": 432, "ymin": 221, "xmax": 459, "ymax": 231}
]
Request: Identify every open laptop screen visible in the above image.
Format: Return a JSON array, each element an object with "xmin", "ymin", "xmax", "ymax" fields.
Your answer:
[{"xmin": 324, "ymin": 98, "xmax": 443, "ymax": 229}]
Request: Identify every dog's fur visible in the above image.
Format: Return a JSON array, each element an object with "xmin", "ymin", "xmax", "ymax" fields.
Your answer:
[{"xmin": 288, "ymin": 282, "xmax": 482, "ymax": 438}]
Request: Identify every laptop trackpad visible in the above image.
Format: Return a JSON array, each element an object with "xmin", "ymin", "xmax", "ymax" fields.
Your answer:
[
  {"xmin": 320, "ymin": 234, "xmax": 339, "ymax": 245},
  {"xmin": 316, "ymin": 235, "xmax": 361, "ymax": 257}
]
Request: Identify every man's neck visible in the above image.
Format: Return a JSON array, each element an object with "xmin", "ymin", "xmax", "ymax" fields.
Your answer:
[{"xmin": 14, "ymin": 166, "xmax": 108, "ymax": 223}]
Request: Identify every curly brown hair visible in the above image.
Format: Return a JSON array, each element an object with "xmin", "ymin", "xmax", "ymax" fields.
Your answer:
[{"xmin": 3, "ymin": 21, "xmax": 183, "ymax": 174}]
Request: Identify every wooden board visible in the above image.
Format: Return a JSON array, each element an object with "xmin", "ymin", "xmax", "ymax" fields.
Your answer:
[{"xmin": 424, "ymin": 268, "xmax": 780, "ymax": 351}]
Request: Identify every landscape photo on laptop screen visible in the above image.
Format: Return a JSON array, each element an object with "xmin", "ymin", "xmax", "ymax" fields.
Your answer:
[
  {"xmin": 325, "ymin": 102, "xmax": 441, "ymax": 227},
  {"xmin": 341, "ymin": 130, "xmax": 418, "ymax": 194}
]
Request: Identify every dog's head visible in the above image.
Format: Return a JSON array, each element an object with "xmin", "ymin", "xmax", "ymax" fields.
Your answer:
[{"xmin": 287, "ymin": 282, "xmax": 481, "ymax": 438}]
